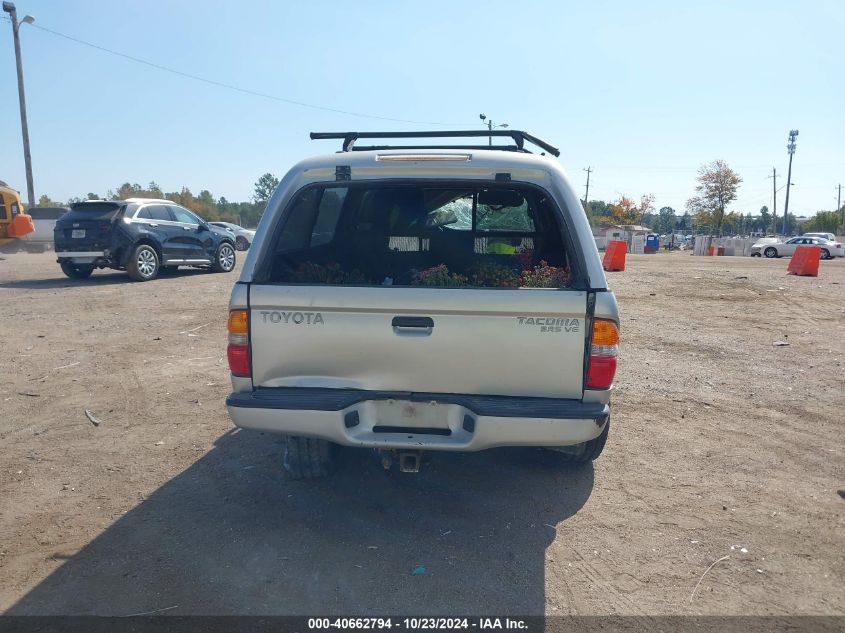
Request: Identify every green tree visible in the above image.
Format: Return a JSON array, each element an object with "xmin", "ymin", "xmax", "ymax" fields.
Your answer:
[
  {"xmin": 115, "ymin": 183, "xmax": 143, "ymax": 199},
  {"xmin": 722, "ymin": 211, "xmax": 741, "ymax": 235},
  {"xmin": 686, "ymin": 160, "xmax": 742, "ymax": 239},
  {"xmin": 759, "ymin": 206, "xmax": 771, "ymax": 233},
  {"xmin": 98, "ymin": 177, "xmax": 271, "ymax": 228},
  {"xmin": 254, "ymin": 173, "xmax": 280, "ymax": 203},
  {"xmin": 587, "ymin": 200, "xmax": 608, "ymax": 218},
  {"xmin": 192, "ymin": 189, "xmax": 220, "ymax": 221},
  {"xmin": 784, "ymin": 213, "xmax": 799, "ymax": 235},
  {"xmin": 37, "ymin": 194, "xmax": 61, "ymax": 207},
  {"xmin": 802, "ymin": 211, "xmax": 841, "ymax": 234},
  {"xmin": 691, "ymin": 209, "xmax": 714, "ymax": 234},
  {"xmin": 165, "ymin": 187, "xmax": 194, "ymax": 209},
  {"xmin": 657, "ymin": 206, "xmax": 676, "ymax": 234}
]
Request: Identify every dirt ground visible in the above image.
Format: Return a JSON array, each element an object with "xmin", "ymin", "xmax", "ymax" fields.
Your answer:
[{"xmin": 0, "ymin": 250, "xmax": 842, "ymax": 616}]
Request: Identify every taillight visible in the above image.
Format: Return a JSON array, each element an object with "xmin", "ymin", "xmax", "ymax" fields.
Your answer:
[
  {"xmin": 586, "ymin": 318, "xmax": 619, "ymax": 390},
  {"xmin": 227, "ymin": 309, "xmax": 250, "ymax": 377}
]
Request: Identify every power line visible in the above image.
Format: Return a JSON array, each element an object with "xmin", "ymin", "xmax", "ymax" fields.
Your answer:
[{"xmin": 29, "ymin": 23, "xmax": 468, "ymax": 126}]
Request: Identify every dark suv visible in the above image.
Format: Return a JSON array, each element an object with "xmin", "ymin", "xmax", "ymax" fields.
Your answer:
[{"xmin": 54, "ymin": 198, "xmax": 237, "ymax": 281}]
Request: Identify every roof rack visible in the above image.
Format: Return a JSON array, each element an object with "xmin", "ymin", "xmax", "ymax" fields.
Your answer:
[{"xmin": 309, "ymin": 130, "xmax": 560, "ymax": 157}]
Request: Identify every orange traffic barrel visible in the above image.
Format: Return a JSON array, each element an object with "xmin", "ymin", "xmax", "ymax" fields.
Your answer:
[
  {"xmin": 8, "ymin": 214, "xmax": 35, "ymax": 238},
  {"xmin": 603, "ymin": 240, "xmax": 627, "ymax": 272},
  {"xmin": 787, "ymin": 245, "xmax": 820, "ymax": 277}
]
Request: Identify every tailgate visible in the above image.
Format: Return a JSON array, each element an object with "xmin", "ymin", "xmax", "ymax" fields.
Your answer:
[
  {"xmin": 249, "ymin": 285, "xmax": 587, "ymax": 399},
  {"xmin": 55, "ymin": 204, "xmax": 122, "ymax": 251}
]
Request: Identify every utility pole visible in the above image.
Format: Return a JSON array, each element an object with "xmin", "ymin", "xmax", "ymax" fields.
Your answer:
[
  {"xmin": 782, "ymin": 130, "xmax": 798, "ymax": 235},
  {"xmin": 838, "ymin": 184, "xmax": 843, "ymax": 234},
  {"xmin": 767, "ymin": 167, "xmax": 778, "ymax": 234},
  {"xmin": 478, "ymin": 114, "xmax": 507, "ymax": 147},
  {"xmin": 583, "ymin": 166, "xmax": 592, "ymax": 209},
  {"xmin": 3, "ymin": 2, "xmax": 35, "ymax": 210}
]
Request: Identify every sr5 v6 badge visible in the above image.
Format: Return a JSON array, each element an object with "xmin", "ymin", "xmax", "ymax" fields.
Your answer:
[{"xmin": 517, "ymin": 316, "xmax": 580, "ymax": 333}]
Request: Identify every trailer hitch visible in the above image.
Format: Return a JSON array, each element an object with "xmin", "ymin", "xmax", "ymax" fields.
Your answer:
[{"xmin": 376, "ymin": 449, "xmax": 424, "ymax": 473}]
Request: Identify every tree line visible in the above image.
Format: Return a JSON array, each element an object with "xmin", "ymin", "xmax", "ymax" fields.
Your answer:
[
  {"xmin": 584, "ymin": 159, "xmax": 843, "ymax": 236},
  {"xmin": 587, "ymin": 200, "xmax": 807, "ymax": 235},
  {"xmin": 35, "ymin": 173, "xmax": 281, "ymax": 229},
  {"xmin": 36, "ymin": 165, "xmax": 842, "ymax": 235}
]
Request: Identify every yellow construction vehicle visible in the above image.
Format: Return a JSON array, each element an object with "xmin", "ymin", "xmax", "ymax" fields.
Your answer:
[{"xmin": 0, "ymin": 181, "xmax": 35, "ymax": 251}]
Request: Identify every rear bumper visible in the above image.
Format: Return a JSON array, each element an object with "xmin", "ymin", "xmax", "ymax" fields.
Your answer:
[
  {"xmin": 56, "ymin": 251, "xmax": 106, "ymax": 258},
  {"xmin": 56, "ymin": 251, "xmax": 112, "ymax": 266},
  {"xmin": 226, "ymin": 388, "xmax": 609, "ymax": 451}
]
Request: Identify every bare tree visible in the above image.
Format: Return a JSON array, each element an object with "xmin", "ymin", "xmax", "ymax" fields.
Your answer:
[{"xmin": 686, "ymin": 160, "xmax": 742, "ymax": 243}]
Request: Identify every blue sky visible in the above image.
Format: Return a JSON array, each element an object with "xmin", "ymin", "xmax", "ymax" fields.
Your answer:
[{"xmin": 0, "ymin": 0, "xmax": 842, "ymax": 216}]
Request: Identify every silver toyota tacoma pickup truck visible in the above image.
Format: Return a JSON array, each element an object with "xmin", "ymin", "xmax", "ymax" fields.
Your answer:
[{"xmin": 226, "ymin": 131, "xmax": 619, "ymax": 477}]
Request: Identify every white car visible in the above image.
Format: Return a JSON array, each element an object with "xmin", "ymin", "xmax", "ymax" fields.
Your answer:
[
  {"xmin": 750, "ymin": 236, "xmax": 843, "ymax": 259},
  {"xmin": 210, "ymin": 221, "xmax": 255, "ymax": 251},
  {"xmin": 802, "ymin": 232, "xmax": 836, "ymax": 242},
  {"xmin": 20, "ymin": 206, "xmax": 67, "ymax": 252}
]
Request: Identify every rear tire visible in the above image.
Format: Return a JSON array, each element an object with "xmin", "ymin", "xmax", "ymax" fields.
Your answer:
[
  {"xmin": 126, "ymin": 244, "xmax": 160, "ymax": 281},
  {"xmin": 212, "ymin": 242, "xmax": 236, "ymax": 273},
  {"xmin": 283, "ymin": 436, "xmax": 335, "ymax": 479},
  {"xmin": 60, "ymin": 261, "xmax": 94, "ymax": 279},
  {"xmin": 235, "ymin": 236, "xmax": 249, "ymax": 251},
  {"xmin": 820, "ymin": 249, "xmax": 831, "ymax": 260},
  {"xmin": 557, "ymin": 421, "xmax": 609, "ymax": 463}
]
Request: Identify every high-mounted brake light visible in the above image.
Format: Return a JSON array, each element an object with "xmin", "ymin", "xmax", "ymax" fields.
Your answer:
[
  {"xmin": 227, "ymin": 309, "xmax": 250, "ymax": 377},
  {"xmin": 586, "ymin": 318, "xmax": 619, "ymax": 390},
  {"xmin": 375, "ymin": 154, "xmax": 472, "ymax": 162}
]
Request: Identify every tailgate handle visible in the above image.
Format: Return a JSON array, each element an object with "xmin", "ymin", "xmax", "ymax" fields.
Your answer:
[{"xmin": 392, "ymin": 316, "xmax": 434, "ymax": 329}]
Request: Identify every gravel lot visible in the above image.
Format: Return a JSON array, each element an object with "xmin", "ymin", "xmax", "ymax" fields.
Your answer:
[{"xmin": 0, "ymin": 250, "xmax": 843, "ymax": 615}]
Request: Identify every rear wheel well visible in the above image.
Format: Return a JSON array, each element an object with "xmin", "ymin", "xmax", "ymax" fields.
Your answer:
[{"xmin": 129, "ymin": 238, "xmax": 161, "ymax": 263}]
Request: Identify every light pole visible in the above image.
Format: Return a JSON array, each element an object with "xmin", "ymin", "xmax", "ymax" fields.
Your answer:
[
  {"xmin": 479, "ymin": 113, "xmax": 508, "ymax": 146},
  {"xmin": 772, "ymin": 180, "xmax": 794, "ymax": 233},
  {"xmin": 782, "ymin": 130, "xmax": 798, "ymax": 235},
  {"xmin": 3, "ymin": 2, "xmax": 35, "ymax": 210}
]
